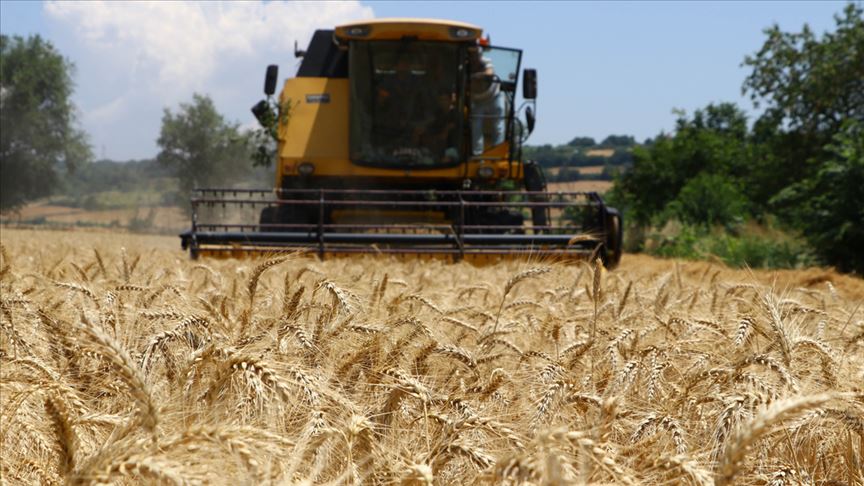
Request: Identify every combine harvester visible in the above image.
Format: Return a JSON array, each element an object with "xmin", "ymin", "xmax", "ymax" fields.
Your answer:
[{"xmin": 180, "ymin": 19, "xmax": 622, "ymax": 266}]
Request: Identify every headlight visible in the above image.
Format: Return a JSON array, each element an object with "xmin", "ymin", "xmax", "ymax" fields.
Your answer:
[
  {"xmin": 346, "ymin": 25, "xmax": 370, "ymax": 37},
  {"xmin": 477, "ymin": 166, "xmax": 494, "ymax": 179},
  {"xmin": 298, "ymin": 162, "xmax": 315, "ymax": 176},
  {"xmin": 449, "ymin": 27, "xmax": 474, "ymax": 39}
]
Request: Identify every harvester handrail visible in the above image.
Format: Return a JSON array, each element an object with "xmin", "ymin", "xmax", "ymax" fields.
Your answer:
[
  {"xmin": 191, "ymin": 197, "xmax": 601, "ymax": 209},
  {"xmin": 183, "ymin": 186, "xmax": 619, "ymax": 265},
  {"xmin": 195, "ymin": 223, "xmax": 590, "ymax": 231},
  {"xmin": 192, "ymin": 187, "xmax": 602, "ymax": 198}
]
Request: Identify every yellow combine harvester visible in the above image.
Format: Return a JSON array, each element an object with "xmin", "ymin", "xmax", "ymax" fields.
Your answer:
[{"xmin": 180, "ymin": 18, "xmax": 622, "ymax": 266}]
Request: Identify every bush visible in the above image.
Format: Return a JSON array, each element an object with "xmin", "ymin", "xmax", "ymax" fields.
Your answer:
[
  {"xmin": 82, "ymin": 194, "xmax": 102, "ymax": 211},
  {"xmin": 648, "ymin": 223, "xmax": 704, "ymax": 260},
  {"xmin": 26, "ymin": 216, "xmax": 47, "ymax": 225},
  {"xmin": 644, "ymin": 222, "xmax": 815, "ymax": 269},
  {"xmin": 706, "ymin": 233, "xmax": 814, "ymax": 268},
  {"xmin": 128, "ymin": 208, "xmax": 156, "ymax": 233},
  {"xmin": 664, "ymin": 173, "xmax": 748, "ymax": 227}
]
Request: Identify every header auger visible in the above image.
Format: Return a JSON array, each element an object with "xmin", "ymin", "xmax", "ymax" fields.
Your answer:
[{"xmin": 179, "ymin": 18, "xmax": 623, "ymax": 267}]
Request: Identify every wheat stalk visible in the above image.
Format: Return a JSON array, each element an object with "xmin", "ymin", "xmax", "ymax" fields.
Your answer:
[
  {"xmin": 493, "ymin": 267, "xmax": 549, "ymax": 332},
  {"xmin": 716, "ymin": 393, "xmax": 843, "ymax": 485},
  {"xmin": 247, "ymin": 257, "xmax": 287, "ymax": 305},
  {"xmin": 2, "ymin": 229, "xmax": 862, "ymax": 485},
  {"xmin": 75, "ymin": 318, "xmax": 159, "ymax": 438}
]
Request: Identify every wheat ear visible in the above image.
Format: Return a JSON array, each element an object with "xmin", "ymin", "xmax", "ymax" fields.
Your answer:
[
  {"xmin": 493, "ymin": 267, "xmax": 549, "ymax": 332},
  {"xmin": 715, "ymin": 393, "xmax": 842, "ymax": 486},
  {"xmin": 76, "ymin": 319, "xmax": 159, "ymax": 439}
]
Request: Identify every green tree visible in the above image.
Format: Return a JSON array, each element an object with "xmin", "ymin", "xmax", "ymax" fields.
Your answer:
[
  {"xmin": 600, "ymin": 135, "xmax": 636, "ymax": 147},
  {"xmin": 610, "ymin": 103, "xmax": 752, "ymax": 225},
  {"xmin": 567, "ymin": 136, "xmax": 595, "ymax": 148},
  {"xmin": 0, "ymin": 35, "xmax": 91, "ymax": 212},
  {"xmin": 607, "ymin": 3, "xmax": 862, "ymax": 271},
  {"xmin": 743, "ymin": 3, "xmax": 863, "ymax": 271},
  {"xmin": 157, "ymin": 94, "xmax": 250, "ymax": 205},
  {"xmin": 744, "ymin": 3, "xmax": 863, "ymax": 137},
  {"xmin": 249, "ymin": 97, "xmax": 296, "ymax": 168},
  {"xmin": 742, "ymin": 3, "xmax": 864, "ymax": 207},
  {"xmin": 608, "ymin": 148, "xmax": 634, "ymax": 166},
  {"xmin": 666, "ymin": 173, "xmax": 749, "ymax": 227},
  {"xmin": 522, "ymin": 143, "xmax": 571, "ymax": 167},
  {"xmin": 772, "ymin": 120, "xmax": 864, "ymax": 273}
]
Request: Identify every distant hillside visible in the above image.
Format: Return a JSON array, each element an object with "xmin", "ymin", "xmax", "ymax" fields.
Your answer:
[
  {"xmin": 1, "ymin": 158, "xmax": 273, "ymax": 233},
  {"xmin": 584, "ymin": 148, "xmax": 615, "ymax": 157},
  {"xmin": 53, "ymin": 158, "xmax": 271, "ymax": 210},
  {"xmin": 54, "ymin": 159, "xmax": 177, "ymax": 209},
  {"xmin": 523, "ymin": 134, "xmax": 640, "ymax": 182}
]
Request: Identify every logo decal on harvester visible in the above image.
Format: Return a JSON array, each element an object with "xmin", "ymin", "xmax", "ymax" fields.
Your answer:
[{"xmin": 305, "ymin": 94, "xmax": 330, "ymax": 103}]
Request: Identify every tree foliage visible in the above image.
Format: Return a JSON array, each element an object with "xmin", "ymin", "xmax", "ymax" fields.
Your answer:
[
  {"xmin": 0, "ymin": 35, "xmax": 90, "ymax": 212},
  {"xmin": 248, "ymin": 97, "xmax": 295, "ymax": 168},
  {"xmin": 599, "ymin": 134, "xmax": 636, "ymax": 147},
  {"xmin": 743, "ymin": 3, "xmax": 864, "ymax": 209},
  {"xmin": 666, "ymin": 173, "xmax": 748, "ymax": 227},
  {"xmin": 743, "ymin": 3, "xmax": 863, "ymax": 136},
  {"xmin": 772, "ymin": 120, "xmax": 864, "ymax": 273},
  {"xmin": 523, "ymin": 135, "xmax": 636, "ymax": 178},
  {"xmin": 610, "ymin": 103, "xmax": 751, "ymax": 225},
  {"xmin": 156, "ymin": 94, "xmax": 250, "ymax": 204},
  {"xmin": 567, "ymin": 136, "xmax": 595, "ymax": 148},
  {"xmin": 610, "ymin": 4, "xmax": 864, "ymax": 273}
]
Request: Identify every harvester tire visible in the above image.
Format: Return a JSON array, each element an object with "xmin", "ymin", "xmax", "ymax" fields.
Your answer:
[
  {"xmin": 523, "ymin": 160, "xmax": 549, "ymax": 233},
  {"xmin": 259, "ymin": 206, "xmax": 278, "ymax": 232},
  {"xmin": 604, "ymin": 210, "xmax": 623, "ymax": 269}
]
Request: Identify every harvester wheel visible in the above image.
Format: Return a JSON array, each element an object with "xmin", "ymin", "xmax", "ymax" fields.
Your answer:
[
  {"xmin": 259, "ymin": 206, "xmax": 278, "ymax": 232},
  {"xmin": 523, "ymin": 160, "xmax": 549, "ymax": 234},
  {"xmin": 604, "ymin": 210, "xmax": 623, "ymax": 269}
]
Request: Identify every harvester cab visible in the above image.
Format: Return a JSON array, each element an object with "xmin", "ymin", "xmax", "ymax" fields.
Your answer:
[{"xmin": 180, "ymin": 19, "xmax": 623, "ymax": 267}]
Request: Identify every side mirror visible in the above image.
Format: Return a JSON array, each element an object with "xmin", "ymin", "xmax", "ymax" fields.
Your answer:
[
  {"xmin": 294, "ymin": 40, "xmax": 306, "ymax": 58},
  {"xmin": 251, "ymin": 100, "xmax": 271, "ymax": 126},
  {"xmin": 525, "ymin": 106, "xmax": 536, "ymax": 134},
  {"xmin": 264, "ymin": 65, "xmax": 279, "ymax": 96},
  {"xmin": 522, "ymin": 68, "xmax": 537, "ymax": 100}
]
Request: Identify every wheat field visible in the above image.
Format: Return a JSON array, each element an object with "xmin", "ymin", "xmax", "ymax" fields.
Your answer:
[{"xmin": 1, "ymin": 228, "xmax": 862, "ymax": 485}]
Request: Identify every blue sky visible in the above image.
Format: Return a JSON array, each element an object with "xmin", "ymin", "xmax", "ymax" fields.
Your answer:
[{"xmin": 0, "ymin": 1, "xmax": 847, "ymax": 160}]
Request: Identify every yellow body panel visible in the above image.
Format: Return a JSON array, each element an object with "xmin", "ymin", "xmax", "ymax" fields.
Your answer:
[
  {"xmin": 281, "ymin": 153, "xmax": 520, "ymax": 180},
  {"xmin": 336, "ymin": 18, "xmax": 482, "ymax": 42},
  {"xmin": 277, "ymin": 77, "xmax": 349, "ymax": 161},
  {"xmin": 274, "ymin": 19, "xmax": 521, "ymax": 185},
  {"xmin": 276, "ymin": 76, "xmax": 523, "ymax": 183}
]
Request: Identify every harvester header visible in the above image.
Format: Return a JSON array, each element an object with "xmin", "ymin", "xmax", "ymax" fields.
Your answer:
[{"xmin": 179, "ymin": 18, "xmax": 623, "ymax": 266}]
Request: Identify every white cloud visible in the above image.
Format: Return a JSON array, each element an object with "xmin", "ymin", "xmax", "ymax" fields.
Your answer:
[
  {"xmin": 84, "ymin": 95, "xmax": 129, "ymax": 126},
  {"xmin": 44, "ymin": 0, "xmax": 374, "ymax": 159},
  {"xmin": 45, "ymin": 1, "xmax": 372, "ymax": 91}
]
